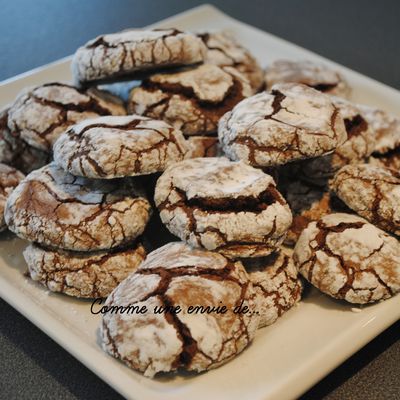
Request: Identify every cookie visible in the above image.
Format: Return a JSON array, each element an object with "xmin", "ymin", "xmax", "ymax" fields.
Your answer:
[
  {"xmin": 299, "ymin": 97, "xmax": 376, "ymax": 183},
  {"xmin": 24, "ymin": 242, "xmax": 146, "ymax": 298},
  {"xmin": 7, "ymin": 83, "xmax": 126, "ymax": 152},
  {"xmin": 198, "ymin": 31, "xmax": 264, "ymax": 92},
  {"xmin": 72, "ymin": 29, "xmax": 207, "ymax": 85},
  {"xmin": 53, "ymin": 115, "xmax": 188, "ymax": 178},
  {"xmin": 265, "ymin": 60, "xmax": 351, "ymax": 98},
  {"xmin": 331, "ymin": 164, "xmax": 400, "ymax": 235},
  {"xmin": 369, "ymin": 148, "xmax": 400, "ymax": 171},
  {"xmin": 185, "ymin": 135, "xmax": 220, "ymax": 158},
  {"xmin": 128, "ymin": 64, "xmax": 252, "ymax": 136},
  {"xmin": 282, "ymin": 180, "xmax": 349, "ymax": 246},
  {"xmin": 100, "ymin": 241, "xmax": 260, "ymax": 377},
  {"xmin": 243, "ymin": 248, "xmax": 302, "ymax": 328},
  {"xmin": 358, "ymin": 104, "xmax": 400, "ymax": 154},
  {"xmin": 0, "ymin": 163, "xmax": 25, "ymax": 232},
  {"xmin": 218, "ymin": 83, "xmax": 347, "ymax": 167},
  {"xmin": 0, "ymin": 106, "xmax": 50, "ymax": 173},
  {"xmin": 154, "ymin": 157, "xmax": 292, "ymax": 258},
  {"xmin": 5, "ymin": 162, "xmax": 151, "ymax": 251},
  {"xmin": 294, "ymin": 213, "xmax": 400, "ymax": 304}
]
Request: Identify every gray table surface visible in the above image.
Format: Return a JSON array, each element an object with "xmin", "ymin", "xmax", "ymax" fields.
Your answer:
[{"xmin": 0, "ymin": 0, "xmax": 399, "ymax": 399}]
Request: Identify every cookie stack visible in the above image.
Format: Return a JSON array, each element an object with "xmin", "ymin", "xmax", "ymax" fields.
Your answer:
[
  {"xmin": 253, "ymin": 60, "xmax": 400, "ymax": 305},
  {"xmin": 68, "ymin": 28, "xmax": 299, "ymax": 376},
  {"xmin": 1, "ymin": 29, "xmax": 208, "ymax": 298},
  {"xmin": 4, "ymin": 109, "xmax": 192, "ymax": 298},
  {"xmin": 5, "ymin": 162, "xmax": 150, "ymax": 298},
  {"xmin": 153, "ymin": 155, "xmax": 304, "ymax": 324},
  {"xmin": 2, "ymin": 25, "xmax": 400, "ymax": 380}
]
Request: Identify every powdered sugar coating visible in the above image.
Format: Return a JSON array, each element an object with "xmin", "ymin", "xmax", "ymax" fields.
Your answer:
[
  {"xmin": 300, "ymin": 97, "xmax": 376, "ymax": 183},
  {"xmin": 218, "ymin": 83, "xmax": 347, "ymax": 167},
  {"xmin": 154, "ymin": 157, "xmax": 292, "ymax": 258},
  {"xmin": 53, "ymin": 115, "xmax": 188, "ymax": 178},
  {"xmin": 199, "ymin": 31, "xmax": 264, "ymax": 92},
  {"xmin": 0, "ymin": 163, "xmax": 25, "ymax": 231},
  {"xmin": 0, "ymin": 106, "xmax": 50, "ymax": 173},
  {"xmin": 128, "ymin": 64, "xmax": 252, "ymax": 136},
  {"xmin": 294, "ymin": 213, "xmax": 400, "ymax": 304},
  {"xmin": 7, "ymin": 83, "xmax": 126, "ymax": 152},
  {"xmin": 101, "ymin": 242, "xmax": 260, "ymax": 377},
  {"xmin": 265, "ymin": 60, "xmax": 351, "ymax": 98},
  {"xmin": 243, "ymin": 248, "xmax": 302, "ymax": 328},
  {"xmin": 72, "ymin": 29, "xmax": 207, "ymax": 84},
  {"xmin": 24, "ymin": 242, "xmax": 146, "ymax": 298},
  {"xmin": 358, "ymin": 104, "xmax": 400, "ymax": 154},
  {"xmin": 331, "ymin": 164, "xmax": 400, "ymax": 235},
  {"xmin": 5, "ymin": 162, "xmax": 151, "ymax": 251},
  {"xmin": 165, "ymin": 157, "xmax": 275, "ymax": 199}
]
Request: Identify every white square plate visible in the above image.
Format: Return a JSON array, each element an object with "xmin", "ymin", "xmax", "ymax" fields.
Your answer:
[{"xmin": 1, "ymin": 5, "xmax": 399, "ymax": 400}]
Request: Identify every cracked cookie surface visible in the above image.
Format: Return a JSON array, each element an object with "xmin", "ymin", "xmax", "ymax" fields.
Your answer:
[
  {"xmin": 0, "ymin": 163, "xmax": 25, "ymax": 231},
  {"xmin": 300, "ymin": 97, "xmax": 376, "ymax": 184},
  {"xmin": 7, "ymin": 83, "xmax": 126, "ymax": 152},
  {"xmin": 72, "ymin": 29, "xmax": 207, "ymax": 85},
  {"xmin": 0, "ymin": 106, "xmax": 50, "ymax": 173},
  {"xmin": 218, "ymin": 83, "xmax": 347, "ymax": 167},
  {"xmin": 198, "ymin": 31, "xmax": 264, "ymax": 92},
  {"xmin": 53, "ymin": 115, "xmax": 188, "ymax": 178},
  {"xmin": 265, "ymin": 60, "xmax": 351, "ymax": 98},
  {"xmin": 243, "ymin": 248, "xmax": 302, "ymax": 328},
  {"xmin": 100, "ymin": 241, "xmax": 260, "ymax": 377},
  {"xmin": 294, "ymin": 213, "xmax": 400, "ymax": 304},
  {"xmin": 154, "ymin": 157, "xmax": 292, "ymax": 258},
  {"xmin": 331, "ymin": 164, "xmax": 400, "ymax": 235},
  {"xmin": 24, "ymin": 242, "xmax": 146, "ymax": 298},
  {"xmin": 128, "ymin": 64, "xmax": 252, "ymax": 136},
  {"xmin": 5, "ymin": 162, "xmax": 151, "ymax": 251}
]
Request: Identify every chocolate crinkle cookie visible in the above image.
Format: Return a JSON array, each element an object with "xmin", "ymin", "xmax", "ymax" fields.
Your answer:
[
  {"xmin": 218, "ymin": 83, "xmax": 347, "ymax": 167},
  {"xmin": 358, "ymin": 104, "xmax": 400, "ymax": 154},
  {"xmin": 72, "ymin": 29, "xmax": 207, "ymax": 85},
  {"xmin": 128, "ymin": 64, "xmax": 252, "ymax": 136},
  {"xmin": 7, "ymin": 83, "xmax": 126, "ymax": 152},
  {"xmin": 243, "ymin": 248, "xmax": 302, "ymax": 328},
  {"xmin": 0, "ymin": 163, "xmax": 25, "ymax": 232},
  {"xmin": 5, "ymin": 162, "xmax": 151, "ymax": 251},
  {"xmin": 198, "ymin": 31, "xmax": 264, "ymax": 92},
  {"xmin": 0, "ymin": 106, "xmax": 50, "ymax": 173},
  {"xmin": 53, "ymin": 115, "xmax": 188, "ymax": 178},
  {"xmin": 331, "ymin": 163, "xmax": 400, "ymax": 236},
  {"xmin": 24, "ymin": 242, "xmax": 146, "ymax": 298},
  {"xmin": 294, "ymin": 213, "xmax": 400, "ymax": 304},
  {"xmin": 299, "ymin": 97, "xmax": 376, "ymax": 184},
  {"xmin": 265, "ymin": 59, "xmax": 351, "ymax": 98},
  {"xmin": 100, "ymin": 242, "xmax": 260, "ymax": 378},
  {"xmin": 154, "ymin": 157, "xmax": 292, "ymax": 258}
]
